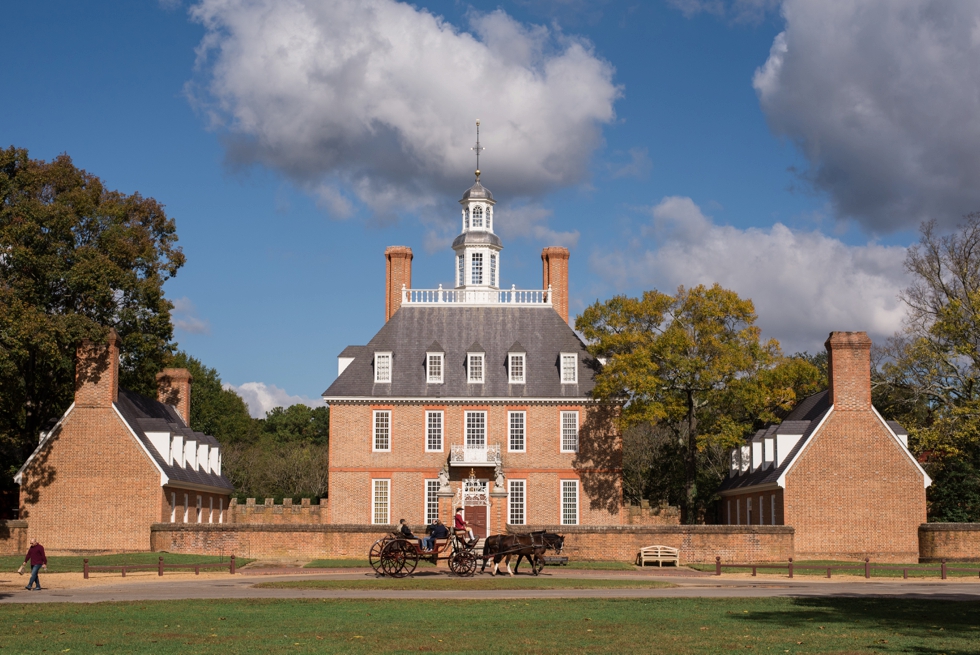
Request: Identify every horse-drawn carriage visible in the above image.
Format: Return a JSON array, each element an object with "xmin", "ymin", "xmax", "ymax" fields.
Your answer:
[{"xmin": 368, "ymin": 529, "xmax": 565, "ymax": 578}]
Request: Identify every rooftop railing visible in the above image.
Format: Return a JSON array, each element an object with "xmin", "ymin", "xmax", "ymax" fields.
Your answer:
[{"xmin": 403, "ymin": 285, "xmax": 551, "ymax": 307}]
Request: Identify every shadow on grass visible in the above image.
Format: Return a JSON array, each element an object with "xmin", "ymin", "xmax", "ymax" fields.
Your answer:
[{"xmin": 740, "ymin": 596, "xmax": 980, "ymax": 653}]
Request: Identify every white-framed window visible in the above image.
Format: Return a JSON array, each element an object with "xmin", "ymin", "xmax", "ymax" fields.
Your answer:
[
  {"xmin": 560, "ymin": 353, "xmax": 578, "ymax": 384},
  {"xmin": 374, "ymin": 352, "xmax": 392, "ymax": 383},
  {"xmin": 426, "ymin": 410, "xmax": 443, "ymax": 452},
  {"xmin": 561, "ymin": 411, "xmax": 579, "ymax": 452},
  {"xmin": 457, "ymin": 255, "xmax": 464, "ymax": 286},
  {"xmin": 209, "ymin": 497, "xmax": 214, "ymax": 524},
  {"xmin": 170, "ymin": 492, "xmax": 176, "ymax": 523},
  {"xmin": 508, "ymin": 411, "xmax": 526, "ymax": 452},
  {"xmin": 468, "ymin": 353, "xmax": 485, "ymax": 383},
  {"xmin": 466, "ymin": 411, "xmax": 486, "ymax": 449},
  {"xmin": 196, "ymin": 495, "xmax": 202, "ymax": 523},
  {"xmin": 219, "ymin": 498, "xmax": 224, "ymax": 524},
  {"xmin": 425, "ymin": 479, "xmax": 440, "ymax": 525},
  {"xmin": 509, "ymin": 353, "xmax": 525, "ymax": 384},
  {"xmin": 471, "ymin": 252, "xmax": 483, "ymax": 285},
  {"xmin": 184, "ymin": 493, "xmax": 189, "ymax": 523},
  {"xmin": 473, "ymin": 205, "xmax": 483, "ymax": 228},
  {"xmin": 464, "ymin": 207, "xmax": 469, "ymax": 230},
  {"xmin": 561, "ymin": 480, "xmax": 579, "ymax": 525},
  {"xmin": 372, "ymin": 479, "xmax": 390, "ymax": 525},
  {"xmin": 771, "ymin": 494, "xmax": 776, "ymax": 525},
  {"xmin": 373, "ymin": 410, "xmax": 391, "ymax": 451},
  {"xmin": 490, "ymin": 253, "xmax": 497, "ymax": 287},
  {"xmin": 427, "ymin": 352, "xmax": 444, "ymax": 384},
  {"xmin": 508, "ymin": 479, "xmax": 525, "ymax": 525},
  {"xmin": 487, "ymin": 206, "xmax": 493, "ymax": 231}
]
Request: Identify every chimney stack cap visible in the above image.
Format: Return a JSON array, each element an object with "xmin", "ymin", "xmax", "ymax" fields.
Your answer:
[{"xmin": 824, "ymin": 331, "xmax": 872, "ymax": 349}]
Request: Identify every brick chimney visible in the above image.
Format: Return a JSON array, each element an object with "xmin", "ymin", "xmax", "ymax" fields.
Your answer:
[
  {"xmin": 541, "ymin": 246, "xmax": 570, "ymax": 324},
  {"xmin": 74, "ymin": 329, "xmax": 121, "ymax": 407},
  {"xmin": 385, "ymin": 246, "xmax": 413, "ymax": 322},
  {"xmin": 824, "ymin": 331, "xmax": 872, "ymax": 411},
  {"xmin": 157, "ymin": 368, "xmax": 193, "ymax": 425}
]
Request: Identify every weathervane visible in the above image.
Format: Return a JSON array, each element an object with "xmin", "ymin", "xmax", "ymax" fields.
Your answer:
[{"xmin": 471, "ymin": 119, "xmax": 484, "ymax": 180}]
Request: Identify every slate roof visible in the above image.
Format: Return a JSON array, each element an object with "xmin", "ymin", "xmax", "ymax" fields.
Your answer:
[
  {"xmin": 115, "ymin": 389, "xmax": 233, "ymax": 492},
  {"xmin": 717, "ymin": 390, "xmax": 831, "ymax": 492},
  {"xmin": 323, "ymin": 306, "xmax": 597, "ymax": 399}
]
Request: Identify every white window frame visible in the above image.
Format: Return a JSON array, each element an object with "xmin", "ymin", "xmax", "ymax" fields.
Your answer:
[
  {"xmin": 508, "ymin": 411, "xmax": 526, "ymax": 452},
  {"xmin": 472, "ymin": 204, "xmax": 484, "ymax": 228},
  {"xmin": 209, "ymin": 496, "xmax": 214, "ymax": 524},
  {"xmin": 373, "ymin": 410, "xmax": 391, "ymax": 452},
  {"xmin": 490, "ymin": 253, "xmax": 497, "ymax": 287},
  {"xmin": 508, "ymin": 479, "xmax": 526, "ymax": 525},
  {"xmin": 425, "ymin": 479, "xmax": 440, "ymax": 525},
  {"xmin": 374, "ymin": 352, "xmax": 392, "ymax": 383},
  {"xmin": 560, "ymin": 353, "xmax": 578, "ymax": 384},
  {"xmin": 426, "ymin": 410, "xmax": 444, "ymax": 452},
  {"xmin": 196, "ymin": 495, "xmax": 202, "ymax": 523},
  {"xmin": 471, "ymin": 252, "xmax": 483, "ymax": 285},
  {"xmin": 508, "ymin": 353, "xmax": 526, "ymax": 384},
  {"xmin": 184, "ymin": 493, "xmax": 189, "ymax": 523},
  {"xmin": 457, "ymin": 255, "xmax": 464, "ymax": 286},
  {"xmin": 170, "ymin": 492, "xmax": 176, "ymax": 523},
  {"xmin": 560, "ymin": 411, "xmax": 579, "ymax": 453},
  {"xmin": 561, "ymin": 480, "xmax": 579, "ymax": 525},
  {"xmin": 467, "ymin": 353, "xmax": 485, "ymax": 383},
  {"xmin": 219, "ymin": 498, "xmax": 224, "ymax": 524},
  {"xmin": 372, "ymin": 479, "xmax": 390, "ymax": 525},
  {"xmin": 427, "ymin": 352, "xmax": 444, "ymax": 384},
  {"xmin": 465, "ymin": 411, "xmax": 487, "ymax": 449}
]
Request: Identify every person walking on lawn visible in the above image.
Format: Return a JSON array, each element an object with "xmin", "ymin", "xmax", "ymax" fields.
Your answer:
[{"xmin": 18, "ymin": 538, "xmax": 47, "ymax": 591}]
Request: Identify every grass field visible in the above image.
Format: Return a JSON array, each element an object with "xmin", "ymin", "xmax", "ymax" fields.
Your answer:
[
  {"xmin": 254, "ymin": 578, "xmax": 674, "ymax": 590},
  {"xmin": 0, "ymin": 553, "xmax": 251, "ymax": 573},
  {"xmin": 688, "ymin": 560, "xmax": 980, "ymax": 578},
  {"xmin": 0, "ymin": 597, "xmax": 977, "ymax": 653}
]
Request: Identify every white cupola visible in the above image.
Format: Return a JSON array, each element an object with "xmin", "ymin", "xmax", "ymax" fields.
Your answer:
[{"xmin": 453, "ymin": 120, "xmax": 502, "ymax": 289}]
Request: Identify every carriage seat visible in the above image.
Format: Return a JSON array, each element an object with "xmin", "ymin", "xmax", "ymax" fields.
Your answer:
[{"xmin": 636, "ymin": 545, "xmax": 680, "ymax": 567}]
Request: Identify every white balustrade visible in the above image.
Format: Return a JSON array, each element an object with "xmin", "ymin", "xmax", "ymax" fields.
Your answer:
[
  {"xmin": 449, "ymin": 443, "xmax": 502, "ymax": 466},
  {"xmin": 403, "ymin": 284, "xmax": 552, "ymax": 307}
]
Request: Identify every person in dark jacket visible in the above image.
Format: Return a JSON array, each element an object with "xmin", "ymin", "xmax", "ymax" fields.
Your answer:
[
  {"xmin": 18, "ymin": 539, "xmax": 47, "ymax": 591},
  {"xmin": 421, "ymin": 519, "xmax": 449, "ymax": 551},
  {"xmin": 399, "ymin": 519, "xmax": 426, "ymax": 550}
]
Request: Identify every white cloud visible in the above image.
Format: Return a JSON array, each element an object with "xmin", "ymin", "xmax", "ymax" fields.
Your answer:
[
  {"xmin": 495, "ymin": 201, "xmax": 580, "ymax": 249},
  {"xmin": 171, "ymin": 296, "xmax": 211, "ymax": 335},
  {"xmin": 754, "ymin": 0, "xmax": 980, "ymax": 232},
  {"xmin": 224, "ymin": 382, "xmax": 322, "ymax": 419},
  {"xmin": 188, "ymin": 0, "xmax": 620, "ymax": 234},
  {"xmin": 667, "ymin": 0, "xmax": 780, "ymax": 23},
  {"xmin": 590, "ymin": 196, "xmax": 909, "ymax": 353},
  {"xmin": 607, "ymin": 147, "xmax": 652, "ymax": 180}
]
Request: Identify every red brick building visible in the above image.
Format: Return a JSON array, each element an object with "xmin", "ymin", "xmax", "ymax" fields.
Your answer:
[
  {"xmin": 323, "ymin": 171, "xmax": 622, "ymax": 536},
  {"xmin": 15, "ymin": 330, "xmax": 233, "ymax": 552},
  {"xmin": 718, "ymin": 331, "xmax": 930, "ymax": 561}
]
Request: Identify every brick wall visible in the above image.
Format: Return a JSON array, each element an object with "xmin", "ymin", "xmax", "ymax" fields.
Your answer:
[
  {"xmin": 784, "ymin": 410, "xmax": 926, "ymax": 562},
  {"xmin": 328, "ymin": 402, "xmax": 622, "ymax": 527},
  {"xmin": 385, "ymin": 246, "xmax": 413, "ymax": 322},
  {"xmin": 918, "ymin": 523, "xmax": 980, "ymax": 562},
  {"xmin": 150, "ymin": 523, "xmax": 395, "ymax": 559},
  {"xmin": 826, "ymin": 332, "xmax": 873, "ymax": 410},
  {"xmin": 227, "ymin": 498, "xmax": 327, "ymax": 524},
  {"xmin": 0, "ymin": 520, "xmax": 28, "ymax": 556},
  {"xmin": 541, "ymin": 247, "xmax": 570, "ymax": 324}
]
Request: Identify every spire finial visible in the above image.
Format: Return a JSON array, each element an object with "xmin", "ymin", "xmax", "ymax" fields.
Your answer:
[{"xmin": 471, "ymin": 119, "xmax": 484, "ymax": 180}]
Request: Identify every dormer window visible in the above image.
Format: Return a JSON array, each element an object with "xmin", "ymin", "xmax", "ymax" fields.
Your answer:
[
  {"xmin": 427, "ymin": 352, "xmax": 444, "ymax": 384},
  {"xmin": 471, "ymin": 252, "xmax": 483, "ymax": 285},
  {"xmin": 509, "ymin": 353, "xmax": 525, "ymax": 384},
  {"xmin": 472, "ymin": 205, "xmax": 483, "ymax": 228},
  {"xmin": 560, "ymin": 353, "xmax": 578, "ymax": 384},
  {"xmin": 468, "ymin": 353, "xmax": 485, "ymax": 383},
  {"xmin": 374, "ymin": 352, "xmax": 392, "ymax": 383}
]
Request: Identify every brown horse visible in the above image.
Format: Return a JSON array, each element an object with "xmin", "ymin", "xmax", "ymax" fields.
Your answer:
[
  {"xmin": 512, "ymin": 531, "xmax": 565, "ymax": 574},
  {"xmin": 485, "ymin": 534, "xmax": 546, "ymax": 576}
]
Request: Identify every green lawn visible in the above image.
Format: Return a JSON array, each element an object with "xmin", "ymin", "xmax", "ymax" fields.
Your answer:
[
  {"xmin": 0, "ymin": 553, "xmax": 252, "ymax": 573},
  {"xmin": 254, "ymin": 578, "xmax": 674, "ymax": 590},
  {"xmin": 688, "ymin": 560, "xmax": 980, "ymax": 578},
  {"xmin": 0, "ymin": 597, "xmax": 977, "ymax": 653}
]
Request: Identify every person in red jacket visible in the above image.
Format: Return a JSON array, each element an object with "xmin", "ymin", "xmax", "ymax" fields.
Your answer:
[
  {"xmin": 18, "ymin": 538, "xmax": 47, "ymax": 591},
  {"xmin": 454, "ymin": 508, "xmax": 477, "ymax": 546}
]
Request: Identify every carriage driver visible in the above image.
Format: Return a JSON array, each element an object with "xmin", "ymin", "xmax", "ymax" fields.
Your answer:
[{"xmin": 454, "ymin": 508, "xmax": 477, "ymax": 546}]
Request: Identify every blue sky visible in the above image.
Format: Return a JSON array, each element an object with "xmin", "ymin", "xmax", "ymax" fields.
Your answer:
[{"xmin": 7, "ymin": 1, "xmax": 980, "ymax": 416}]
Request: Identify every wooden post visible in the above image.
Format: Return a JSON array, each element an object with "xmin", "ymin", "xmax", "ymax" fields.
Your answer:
[
  {"xmin": 230, "ymin": 555, "xmax": 236, "ymax": 575},
  {"xmin": 941, "ymin": 559, "xmax": 947, "ymax": 580},
  {"xmin": 788, "ymin": 558, "xmax": 793, "ymax": 579},
  {"xmin": 864, "ymin": 558, "xmax": 870, "ymax": 579},
  {"xmin": 826, "ymin": 567, "xmax": 831, "ymax": 579},
  {"xmin": 158, "ymin": 557, "xmax": 164, "ymax": 576},
  {"xmin": 715, "ymin": 556, "xmax": 721, "ymax": 576},
  {"xmin": 83, "ymin": 558, "xmax": 89, "ymax": 580},
  {"xmin": 903, "ymin": 568, "xmax": 908, "ymax": 579},
  {"xmin": 194, "ymin": 564, "xmax": 200, "ymax": 575},
  {"xmin": 121, "ymin": 566, "xmax": 126, "ymax": 578},
  {"xmin": 751, "ymin": 566, "xmax": 757, "ymax": 577}
]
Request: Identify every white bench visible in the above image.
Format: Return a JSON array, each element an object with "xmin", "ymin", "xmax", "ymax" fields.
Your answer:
[{"xmin": 636, "ymin": 545, "xmax": 679, "ymax": 567}]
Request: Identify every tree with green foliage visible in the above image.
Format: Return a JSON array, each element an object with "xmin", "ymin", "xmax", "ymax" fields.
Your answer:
[
  {"xmin": 873, "ymin": 215, "xmax": 980, "ymax": 520},
  {"xmin": 0, "ymin": 147, "xmax": 184, "ymax": 488},
  {"xmin": 577, "ymin": 284, "xmax": 823, "ymax": 521},
  {"xmin": 168, "ymin": 351, "xmax": 256, "ymax": 445}
]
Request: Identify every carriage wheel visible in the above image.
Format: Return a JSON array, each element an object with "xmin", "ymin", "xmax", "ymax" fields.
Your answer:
[
  {"xmin": 368, "ymin": 538, "xmax": 388, "ymax": 576},
  {"xmin": 449, "ymin": 551, "xmax": 477, "ymax": 577},
  {"xmin": 381, "ymin": 539, "xmax": 417, "ymax": 578}
]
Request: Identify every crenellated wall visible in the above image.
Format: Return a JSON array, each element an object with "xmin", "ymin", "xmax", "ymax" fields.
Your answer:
[{"xmin": 227, "ymin": 498, "xmax": 327, "ymax": 524}]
